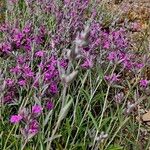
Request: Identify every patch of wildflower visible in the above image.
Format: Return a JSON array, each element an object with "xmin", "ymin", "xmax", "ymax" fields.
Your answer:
[{"xmin": 1, "ymin": 1, "xmax": 147, "ymax": 148}]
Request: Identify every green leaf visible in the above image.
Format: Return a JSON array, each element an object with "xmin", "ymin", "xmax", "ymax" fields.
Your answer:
[
  {"xmin": 107, "ymin": 144, "xmax": 124, "ymax": 150},
  {"xmin": 80, "ymin": 88, "xmax": 90, "ymax": 102},
  {"xmin": 58, "ymin": 98, "xmax": 73, "ymax": 121},
  {"xmin": 88, "ymin": 111, "xmax": 98, "ymax": 130}
]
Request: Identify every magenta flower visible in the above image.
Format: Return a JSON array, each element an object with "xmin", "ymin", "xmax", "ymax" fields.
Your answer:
[
  {"xmin": 22, "ymin": 120, "xmax": 39, "ymax": 139},
  {"xmin": 5, "ymin": 78, "xmax": 14, "ymax": 87},
  {"xmin": 59, "ymin": 59, "xmax": 68, "ymax": 68},
  {"xmin": 28, "ymin": 120, "xmax": 39, "ymax": 134},
  {"xmin": 135, "ymin": 63, "xmax": 144, "ymax": 69},
  {"xmin": 35, "ymin": 50, "xmax": 44, "ymax": 57},
  {"xmin": 10, "ymin": 114, "xmax": 22, "ymax": 124},
  {"xmin": 22, "ymin": 23, "xmax": 31, "ymax": 34},
  {"xmin": 107, "ymin": 52, "xmax": 117, "ymax": 61},
  {"xmin": 32, "ymin": 105, "xmax": 43, "ymax": 114},
  {"xmin": 0, "ymin": 42, "xmax": 12, "ymax": 53},
  {"xmin": 49, "ymin": 82, "xmax": 58, "ymax": 94},
  {"xmin": 10, "ymin": 65, "xmax": 21, "ymax": 74},
  {"xmin": 81, "ymin": 57, "xmax": 94, "ymax": 69},
  {"xmin": 25, "ymin": 71, "xmax": 34, "ymax": 78},
  {"xmin": 12, "ymin": 30, "xmax": 24, "ymax": 47},
  {"xmin": 122, "ymin": 60, "xmax": 133, "ymax": 69},
  {"xmin": 23, "ymin": 66, "xmax": 34, "ymax": 78},
  {"xmin": 44, "ymin": 72, "xmax": 53, "ymax": 81},
  {"xmin": 105, "ymin": 73, "xmax": 120, "ymax": 84},
  {"xmin": 17, "ymin": 55, "xmax": 26, "ymax": 64},
  {"xmin": 140, "ymin": 79, "xmax": 149, "ymax": 88},
  {"xmin": 4, "ymin": 95, "xmax": 13, "ymax": 103},
  {"xmin": 3, "ymin": 91, "xmax": 15, "ymax": 104},
  {"xmin": 18, "ymin": 80, "xmax": 26, "ymax": 86},
  {"xmin": 103, "ymin": 41, "xmax": 110, "ymax": 49},
  {"xmin": 46, "ymin": 101, "xmax": 54, "ymax": 110},
  {"xmin": 13, "ymin": 32, "xmax": 23, "ymax": 42}
]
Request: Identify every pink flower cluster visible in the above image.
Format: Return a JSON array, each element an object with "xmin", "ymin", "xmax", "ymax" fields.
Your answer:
[{"xmin": 9, "ymin": 103, "xmax": 53, "ymax": 139}]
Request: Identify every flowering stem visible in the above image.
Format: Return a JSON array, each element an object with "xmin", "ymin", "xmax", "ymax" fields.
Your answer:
[
  {"xmin": 121, "ymin": 72, "xmax": 142, "ymax": 110},
  {"xmin": 47, "ymin": 80, "xmax": 68, "ymax": 149},
  {"xmin": 92, "ymin": 64, "xmax": 117, "ymax": 149},
  {"xmin": 92, "ymin": 85, "xmax": 111, "ymax": 150},
  {"xmin": 71, "ymin": 70, "xmax": 89, "ymax": 127}
]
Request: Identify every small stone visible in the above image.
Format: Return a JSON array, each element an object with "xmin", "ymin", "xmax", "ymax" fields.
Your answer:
[{"xmin": 142, "ymin": 111, "xmax": 150, "ymax": 122}]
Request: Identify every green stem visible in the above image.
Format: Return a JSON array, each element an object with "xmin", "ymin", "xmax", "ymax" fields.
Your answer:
[{"xmin": 3, "ymin": 125, "xmax": 16, "ymax": 150}]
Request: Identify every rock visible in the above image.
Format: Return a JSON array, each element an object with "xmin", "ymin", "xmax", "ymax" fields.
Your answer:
[{"xmin": 142, "ymin": 111, "xmax": 150, "ymax": 122}]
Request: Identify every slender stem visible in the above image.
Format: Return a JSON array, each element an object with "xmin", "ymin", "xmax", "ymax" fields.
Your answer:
[
  {"xmin": 70, "ymin": 64, "xmax": 111, "ymax": 148},
  {"xmin": 70, "ymin": 77, "xmax": 103, "ymax": 147},
  {"xmin": 21, "ymin": 140, "xmax": 28, "ymax": 150},
  {"xmin": 47, "ymin": 68, "xmax": 68, "ymax": 149},
  {"xmin": 105, "ymin": 117, "xmax": 130, "ymax": 150},
  {"xmin": 3, "ymin": 125, "xmax": 15, "ymax": 150},
  {"xmin": 91, "ymin": 85, "xmax": 110, "ymax": 150},
  {"xmin": 92, "ymin": 64, "xmax": 117, "ymax": 149},
  {"xmin": 47, "ymin": 119, "xmax": 61, "ymax": 149},
  {"xmin": 71, "ymin": 70, "xmax": 89, "ymax": 127}
]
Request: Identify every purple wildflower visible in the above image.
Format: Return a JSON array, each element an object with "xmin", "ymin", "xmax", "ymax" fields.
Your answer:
[
  {"xmin": 22, "ymin": 23, "xmax": 31, "ymax": 34},
  {"xmin": 10, "ymin": 114, "xmax": 22, "ymax": 124},
  {"xmin": 10, "ymin": 65, "xmax": 21, "ymax": 74},
  {"xmin": 49, "ymin": 82, "xmax": 58, "ymax": 94},
  {"xmin": 59, "ymin": 59, "xmax": 68, "ymax": 68},
  {"xmin": 46, "ymin": 101, "xmax": 54, "ymax": 110},
  {"xmin": 4, "ymin": 91, "xmax": 14, "ymax": 104},
  {"xmin": 140, "ymin": 79, "xmax": 148, "ymax": 88},
  {"xmin": 0, "ymin": 42, "xmax": 12, "ymax": 54},
  {"xmin": 107, "ymin": 52, "xmax": 117, "ymax": 62},
  {"xmin": 32, "ymin": 105, "xmax": 43, "ymax": 115},
  {"xmin": 28, "ymin": 120, "xmax": 39, "ymax": 134},
  {"xmin": 44, "ymin": 72, "xmax": 53, "ymax": 81},
  {"xmin": 81, "ymin": 57, "xmax": 94, "ymax": 69},
  {"xmin": 105, "ymin": 73, "xmax": 120, "ymax": 84},
  {"xmin": 135, "ymin": 63, "xmax": 144, "ymax": 69},
  {"xmin": 5, "ymin": 78, "xmax": 14, "ymax": 87},
  {"xmin": 18, "ymin": 80, "xmax": 26, "ymax": 86},
  {"xmin": 122, "ymin": 59, "xmax": 133, "ymax": 69},
  {"xmin": 23, "ymin": 66, "xmax": 34, "ymax": 78},
  {"xmin": 35, "ymin": 50, "xmax": 44, "ymax": 57},
  {"xmin": 17, "ymin": 55, "xmax": 26, "ymax": 65},
  {"xmin": 103, "ymin": 41, "xmax": 110, "ymax": 49}
]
